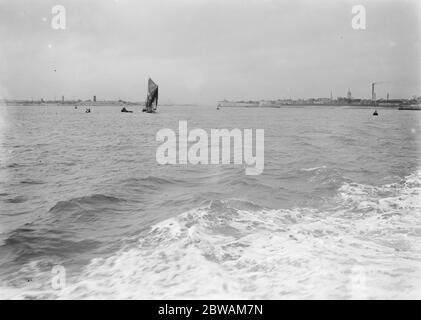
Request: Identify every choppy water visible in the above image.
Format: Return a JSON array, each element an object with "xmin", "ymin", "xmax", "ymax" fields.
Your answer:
[{"xmin": 0, "ymin": 105, "xmax": 420, "ymax": 299}]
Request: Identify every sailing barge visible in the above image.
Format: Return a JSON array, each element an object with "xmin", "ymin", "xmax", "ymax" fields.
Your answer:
[{"xmin": 143, "ymin": 78, "xmax": 158, "ymax": 113}]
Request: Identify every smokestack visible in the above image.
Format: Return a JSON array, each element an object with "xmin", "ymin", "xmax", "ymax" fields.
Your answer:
[{"xmin": 372, "ymin": 83, "xmax": 376, "ymax": 105}]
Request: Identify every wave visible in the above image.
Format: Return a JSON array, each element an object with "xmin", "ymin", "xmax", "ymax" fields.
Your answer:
[
  {"xmin": 2, "ymin": 171, "xmax": 420, "ymax": 299},
  {"xmin": 121, "ymin": 175, "xmax": 185, "ymax": 192},
  {"xmin": 336, "ymin": 170, "xmax": 421, "ymax": 217},
  {"xmin": 19, "ymin": 179, "xmax": 44, "ymax": 185},
  {"xmin": 4, "ymin": 195, "xmax": 27, "ymax": 204},
  {"xmin": 0, "ymin": 194, "xmax": 127, "ymax": 271},
  {"xmin": 136, "ymin": 176, "xmax": 180, "ymax": 185},
  {"xmin": 297, "ymin": 166, "xmax": 350, "ymax": 193},
  {"xmin": 4, "ymin": 163, "xmax": 26, "ymax": 169},
  {"xmin": 300, "ymin": 165, "xmax": 327, "ymax": 172},
  {"xmin": 48, "ymin": 194, "xmax": 125, "ymax": 214}
]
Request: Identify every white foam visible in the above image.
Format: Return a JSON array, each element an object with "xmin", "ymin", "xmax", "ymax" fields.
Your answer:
[
  {"xmin": 3, "ymin": 171, "xmax": 421, "ymax": 299},
  {"xmin": 300, "ymin": 165, "xmax": 327, "ymax": 172},
  {"xmin": 338, "ymin": 171, "xmax": 421, "ymax": 215}
]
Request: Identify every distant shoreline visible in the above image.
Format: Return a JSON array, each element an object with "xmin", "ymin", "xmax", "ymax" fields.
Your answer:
[
  {"xmin": 0, "ymin": 101, "xmax": 196, "ymax": 107},
  {"xmin": 1, "ymin": 100, "xmax": 140, "ymax": 107},
  {"xmin": 217, "ymin": 98, "xmax": 419, "ymax": 109},
  {"xmin": 1, "ymin": 100, "xmax": 420, "ymax": 110}
]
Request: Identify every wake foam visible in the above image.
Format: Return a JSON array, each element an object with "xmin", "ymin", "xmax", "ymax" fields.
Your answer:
[
  {"xmin": 2, "ymin": 172, "xmax": 421, "ymax": 299},
  {"xmin": 337, "ymin": 170, "xmax": 421, "ymax": 216}
]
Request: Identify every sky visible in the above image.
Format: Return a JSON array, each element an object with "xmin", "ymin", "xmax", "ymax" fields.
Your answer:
[{"xmin": 0, "ymin": 0, "xmax": 420, "ymax": 104}]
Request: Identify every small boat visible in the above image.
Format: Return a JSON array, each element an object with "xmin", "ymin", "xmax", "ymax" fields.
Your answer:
[
  {"xmin": 85, "ymin": 108, "xmax": 91, "ymax": 113},
  {"xmin": 121, "ymin": 107, "xmax": 133, "ymax": 113},
  {"xmin": 373, "ymin": 110, "xmax": 378, "ymax": 116},
  {"xmin": 142, "ymin": 78, "xmax": 158, "ymax": 113}
]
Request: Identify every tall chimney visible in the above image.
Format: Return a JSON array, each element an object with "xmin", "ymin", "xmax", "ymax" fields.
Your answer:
[{"xmin": 371, "ymin": 83, "xmax": 376, "ymax": 105}]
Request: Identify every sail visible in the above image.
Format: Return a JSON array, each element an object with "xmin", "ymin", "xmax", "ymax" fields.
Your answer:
[{"xmin": 145, "ymin": 78, "xmax": 158, "ymax": 112}]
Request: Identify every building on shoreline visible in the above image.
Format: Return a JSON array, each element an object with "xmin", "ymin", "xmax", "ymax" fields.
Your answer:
[
  {"xmin": 1, "ymin": 98, "xmax": 144, "ymax": 107},
  {"xmin": 217, "ymin": 97, "xmax": 414, "ymax": 108},
  {"xmin": 218, "ymin": 89, "xmax": 419, "ymax": 109}
]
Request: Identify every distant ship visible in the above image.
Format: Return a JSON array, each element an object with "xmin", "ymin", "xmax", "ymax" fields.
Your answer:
[{"xmin": 143, "ymin": 78, "xmax": 158, "ymax": 113}]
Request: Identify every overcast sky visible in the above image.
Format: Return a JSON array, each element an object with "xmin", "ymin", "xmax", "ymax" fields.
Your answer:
[{"xmin": 0, "ymin": 0, "xmax": 420, "ymax": 104}]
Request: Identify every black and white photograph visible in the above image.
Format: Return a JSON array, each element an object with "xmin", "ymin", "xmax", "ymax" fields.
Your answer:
[{"xmin": 0, "ymin": 0, "xmax": 420, "ymax": 304}]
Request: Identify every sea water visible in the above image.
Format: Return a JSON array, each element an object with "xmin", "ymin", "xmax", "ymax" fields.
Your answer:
[{"xmin": 0, "ymin": 105, "xmax": 420, "ymax": 299}]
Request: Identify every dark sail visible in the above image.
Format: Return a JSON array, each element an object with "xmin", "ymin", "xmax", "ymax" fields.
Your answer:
[{"xmin": 144, "ymin": 78, "xmax": 158, "ymax": 113}]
